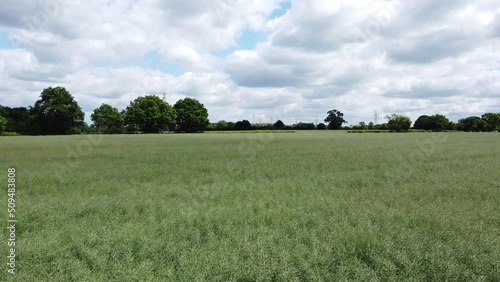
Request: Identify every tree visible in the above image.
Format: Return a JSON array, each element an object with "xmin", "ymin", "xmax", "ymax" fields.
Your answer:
[
  {"xmin": 481, "ymin": 113, "xmax": 500, "ymax": 131},
  {"xmin": 0, "ymin": 106, "xmax": 29, "ymax": 134},
  {"xmin": 432, "ymin": 114, "xmax": 453, "ymax": 130},
  {"xmin": 252, "ymin": 123, "xmax": 272, "ymax": 130},
  {"xmin": 374, "ymin": 123, "xmax": 388, "ymax": 130},
  {"xmin": 273, "ymin": 120, "xmax": 285, "ymax": 130},
  {"xmin": 8, "ymin": 107, "xmax": 29, "ymax": 134},
  {"xmin": 456, "ymin": 116, "xmax": 488, "ymax": 132},
  {"xmin": 174, "ymin": 97, "xmax": 210, "ymax": 133},
  {"xmin": 414, "ymin": 114, "xmax": 452, "ymax": 131},
  {"xmin": 123, "ymin": 95, "xmax": 176, "ymax": 133},
  {"xmin": 316, "ymin": 123, "xmax": 327, "ymax": 130},
  {"xmin": 29, "ymin": 86, "xmax": 85, "ymax": 135},
  {"xmin": 91, "ymin": 104, "xmax": 124, "ymax": 134},
  {"xmin": 294, "ymin": 122, "xmax": 315, "ymax": 130},
  {"xmin": 324, "ymin": 109, "xmax": 347, "ymax": 129},
  {"xmin": 0, "ymin": 106, "xmax": 6, "ymax": 118},
  {"xmin": 413, "ymin": 115, "xmax": 431, "ymax": 130},
  {"xmin": 0, "ymin": 115, "xmax": 7, "ymax": 133},
  {"xmin": 386, "ymin": 114, "xmax": 411, "ymax": 132},
  {"xmin": 358, "ymin": 121, "xmax": 367, "ymax": 130},
  {"xmin": 234, "ymin": 120, "xmax": 252, "ymax": 130},
  {"xmin": 368, "ymin": 122, "xmax": 374, "ymax": 129},
  {"xmin": 215, "ymin": 120, "xmax": 229, "ymax": 131}
]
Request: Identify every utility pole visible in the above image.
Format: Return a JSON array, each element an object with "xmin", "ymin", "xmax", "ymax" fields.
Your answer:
[{"xmin": 374, "ymin": 110, "xmax": 378, "ymax": 125}]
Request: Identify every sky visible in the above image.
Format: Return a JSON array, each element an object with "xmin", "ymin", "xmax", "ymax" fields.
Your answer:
[{"xmin": 0, "ymin": 0, "xmax": 499, "ymax": 126}]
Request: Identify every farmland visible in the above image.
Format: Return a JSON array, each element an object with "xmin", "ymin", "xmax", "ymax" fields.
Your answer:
[{"xmin": 1, "ymin": 131, "xmax": 499, "ymax": 281}]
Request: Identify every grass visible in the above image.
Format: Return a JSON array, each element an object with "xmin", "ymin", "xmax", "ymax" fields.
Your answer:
[
  {"xmin": 205, "ymin": 130, "xmax": 296, "ymax": 134},
  {"xmin": 347, "ymin": 130, "xmax": 393, "ymax": 133},
  {"xmin": 0, "ymin": 131, "xmax": 499, "ymax": 281}
]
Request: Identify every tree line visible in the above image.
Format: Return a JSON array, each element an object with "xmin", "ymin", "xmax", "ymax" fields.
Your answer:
[
  {"xmin": 346, "ymin": 113, "xmax": 500, "ymax": 132},
  {"xmin": 1, "ymin": 86, "xmax": 499, "ymax": 135},
  {"xmin": 207, "ymin": 110, "xmax": 500, "ymax": 133},
  {"xmin": 0, "ymin": 86, "xmax": 209, "ymax": 135},
  {"xmin": 205, "ymin": 109, "xmax": 346, "ymax": 131}
]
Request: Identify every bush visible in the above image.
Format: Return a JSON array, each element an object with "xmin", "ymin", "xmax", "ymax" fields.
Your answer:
[
  {"xmin": 205, "ymin": 130, "xmax": 295, "ymax": 134},
  {"xmin": 347, "ymin": 130, "xmax": 392, "ymax": 133},
  {"xmin": 234, "ymin": 120, "xmax": 252, "ymax": 131},
  {"xmin": 294, "ymin": 122, "xmax": 316, "ymax": 130},
  {"xmin": 1, "ymin": 131, "xmax": 20, "ymax": 136},
  {"xmin": 316, "ymin": 123, "xmax": 327, "ymax": 130},
  {"xmin": 408, "ymin": 129, "xmax": 431, "ymax": 133}
]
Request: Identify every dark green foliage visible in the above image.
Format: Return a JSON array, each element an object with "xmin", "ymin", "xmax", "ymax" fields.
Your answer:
[
  {"xmin": 0, "ymin": 115, "xmax": 7, "ymax": 133},
  {"xmin": 91, "ymin": 104, "xmax": 124, "ymax": 134},
  {"xmin": 273, "ymin": 120, "xmax": 285, "ymax": 130},
  {"xmin": 375, "ymin": 123, "xmax": 389, "ymax": 130},
  {"xmin": 293, "ymin": 122, "xmax": 315, "ymax": 130},
  {"xmin": 174, "ymin": 97, "xmax": 210, "ymax": 133},
  {"xmin": 351, "ymin": 121, "xmax": 368, "ymax": 130},
  {"xmin": 234, "ymin": 120, "xmax": 252, "ymax": 130},
  {"xmin": 414, "ymin": 114, "xmax": 453, "ymax": 131},
  {"xmin": 29, "ymin": 86, "xmax": 85, "ymax": 135},
  {"xmin": 123, "ymin": 95, "xmax": 176, "ymax": 133},
  {"xmin": 0, "ymin": 106, "xmax": 29, "ymax": 134},
  {"xmin": 386, "ymin": 114, "xmax": 411, "ymax": 132},
  {"xmin": 252, "ymin": 124, "xmax": 273, "ymax": 130},
  {"xmin": 358, "ymin": 121, "xmax": 367, "ymax": 130},
  {"xmin": 408, "ymin": 129, "xmax": 431, "ymax": 132},
  {"xmin": 324, "ymin": 109, "xmax": 347, "ymax": 129},
  {"xmin": 456, "ymin": 116, "xmax": 488, "ymax": 132},
  {"xmin": 414, "ymin": 115, "xmax": 431, "ymax": 130},
  {"xmin": 0, "ymin": 131, "xmax": 19, "ymax": 136},
  {"xmin": 215, "ymin": 120, "xmax": 229, "ymax": 131},
  {"xmin": 316, "ymin": 123, "xmax": 327, "ymax": 130},
  {"xmin": 481, "ymin": 113, "xmax": 500, "ymax": 131}
]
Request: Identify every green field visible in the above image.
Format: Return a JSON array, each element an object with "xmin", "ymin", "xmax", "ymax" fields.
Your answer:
[{"xmin": 1, "ymin": 132, "xmax": 499, "ymax": 281}]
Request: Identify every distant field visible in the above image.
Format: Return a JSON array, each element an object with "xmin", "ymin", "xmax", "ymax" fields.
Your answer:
[
  {"xmin": 205, "ymin": 130, "xmax": 295, "ymax": 134},
  {"xmin": 1, "ymin": 132, "xmax": 499, "ymax": 281}
]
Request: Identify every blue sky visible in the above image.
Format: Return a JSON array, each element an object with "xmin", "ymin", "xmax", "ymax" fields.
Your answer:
[
  {"xmin": 189, "ymin": 1, "xmax": 289, "ymax": 76},
  {"xmin": 0, "ymin": 32, "xmax": 18, "ymax": 49}
]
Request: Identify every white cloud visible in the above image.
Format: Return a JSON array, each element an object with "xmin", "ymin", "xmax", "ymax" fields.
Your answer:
[{"xmin": 0, "ymin": 0, "xmax": 499, "ymax": 126}]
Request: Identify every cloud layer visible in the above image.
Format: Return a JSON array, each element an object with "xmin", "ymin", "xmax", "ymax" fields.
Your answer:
[{"xmin": 0, "ymin": 0, "xmax": 499, "ymax": 125}]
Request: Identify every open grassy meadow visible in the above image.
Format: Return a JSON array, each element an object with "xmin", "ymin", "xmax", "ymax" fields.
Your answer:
[{"xmin": 1, "ymin": 131, "xmax": 499, "ymax": 281}]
